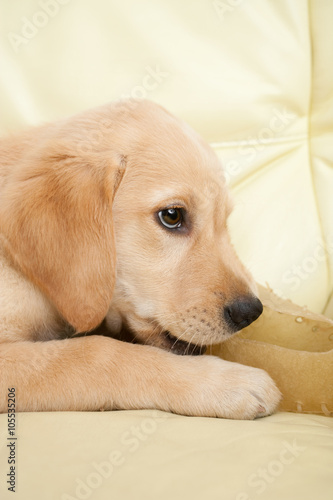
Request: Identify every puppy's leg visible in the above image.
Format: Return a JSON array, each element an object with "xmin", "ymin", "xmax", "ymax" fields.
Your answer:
[{"xmin": 0, "ymin": 336, "xmax": 281, "ymax": 418}]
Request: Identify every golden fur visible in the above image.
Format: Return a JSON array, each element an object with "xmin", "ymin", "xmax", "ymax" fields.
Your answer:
[{"xmin": 0, "ymin": 100, "xmax": 281, "ymax": 418}]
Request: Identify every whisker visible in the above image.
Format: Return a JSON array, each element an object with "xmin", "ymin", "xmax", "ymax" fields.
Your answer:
[
  {"xmin": 169, "ymin": 327, "xmax": 191, "ymax": 350},
  {"xmin": 186, "ymin": 331, "xmax": 198, "ymax": 355}
]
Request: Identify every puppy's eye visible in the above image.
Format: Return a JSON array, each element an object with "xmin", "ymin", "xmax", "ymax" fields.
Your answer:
[{"xmin": 158, "ymin": 208, "xmax": 183, "ymax": 229}]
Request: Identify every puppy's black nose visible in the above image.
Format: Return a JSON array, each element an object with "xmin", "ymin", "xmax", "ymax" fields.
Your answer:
[{"xmin": 224, "ymin": 296, "xmax": 263, "ymax": 331}]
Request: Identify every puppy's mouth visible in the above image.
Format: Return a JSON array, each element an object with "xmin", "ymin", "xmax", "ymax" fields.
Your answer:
[
  {"xmin": 108, "ymin": 320, "xmax": 206, "ymax": 356},
  {"xmin": 164, "ymin": 331, "xmax": 206, "ymax": 356}
]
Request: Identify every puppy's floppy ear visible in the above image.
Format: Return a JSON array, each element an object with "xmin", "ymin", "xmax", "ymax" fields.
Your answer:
[{"xmin": 0, "ymin": 140, "xmax": 125, "ymax": 332}]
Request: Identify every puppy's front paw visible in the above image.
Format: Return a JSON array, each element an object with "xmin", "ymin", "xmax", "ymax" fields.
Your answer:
[
  {"xmin": 176, "ymin": 356, "xmax": 281, "ymax": 420},
  {"xmin": 219, "ymin": 363, "xmax": 282, "ymax": 420}
]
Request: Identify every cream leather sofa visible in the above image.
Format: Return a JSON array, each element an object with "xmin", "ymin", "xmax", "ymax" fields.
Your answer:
[{"xmin": 0, "ymin": 1, "xmax": 332, "ymax": 499}]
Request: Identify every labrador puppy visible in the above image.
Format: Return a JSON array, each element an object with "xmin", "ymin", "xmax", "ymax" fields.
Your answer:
[{"xmin": 0, "ymin": 100, "xmax": 281, "ymax": 418}]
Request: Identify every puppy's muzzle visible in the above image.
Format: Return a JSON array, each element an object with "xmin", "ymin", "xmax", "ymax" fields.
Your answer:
[{"xmin": 224, "ymin": 296, "xmax": 263, "ymax": 332}]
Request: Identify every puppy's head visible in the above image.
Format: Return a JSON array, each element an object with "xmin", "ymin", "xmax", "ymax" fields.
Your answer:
[
  {"xmin": 0, "ymin": 100, "xmax": 262, "ymax": 352},
  {"xmin": 105, "ymin": 101, "xmax": 263, "ymax": 354}
]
